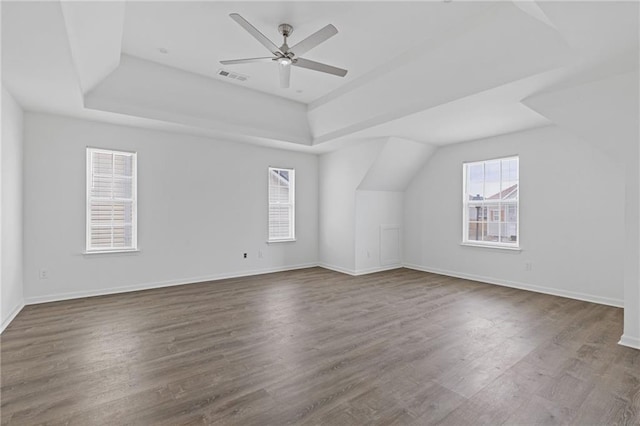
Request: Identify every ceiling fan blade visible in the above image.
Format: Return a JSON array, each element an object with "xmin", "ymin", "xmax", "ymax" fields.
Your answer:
[
  {"xmin": 279, "ymin": 62, "xmax": 291, "ymax": 88},
  {"xmin": 293, "ymin": 58, "xmax": 347, "ymax": 77},
  {"xmin": 229, "ymin": 13, "xmax": 282, "ymax": 55},
  {"xmin": 290, "ymin": 24, "xmax": 338, "ymax": 56},
  {"xmin": 220, "ymin": 57, "xmax": 274, "ymax": 65}
]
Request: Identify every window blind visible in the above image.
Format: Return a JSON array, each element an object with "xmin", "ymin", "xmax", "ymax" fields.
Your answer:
[
  {"xmin": 268, "ymin": 167, "xmax": 295, "ymax": 241},
  {"xmin": 86, "ymin": 148, "xmax": 137, "ymax": 252}
]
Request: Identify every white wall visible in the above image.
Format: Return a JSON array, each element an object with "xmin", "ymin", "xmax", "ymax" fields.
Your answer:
[
  {"xmin": 523, "ymin": 70, "xmax": 639, "ymax": 347},
  {"xmin": 318, "ymin": 140, "xmax": 385, "ymax": 273},
  {"xmin": 1, "ymin": 87, "xmax": 25, "ymax": 331},
  {"xmin": 404, "ymin": 125, "xmax": 625, "ymax": 306},
  {"xmin": 355, "ymin": 190, "xmax": 403, "ymax": 274},
  {"xmin": 319, "ymin": 137, "xmax": 431, "ymax": 275},
  {"xmin": 23, "ymin": 113, "xmax": 318, "ymax": 303}
]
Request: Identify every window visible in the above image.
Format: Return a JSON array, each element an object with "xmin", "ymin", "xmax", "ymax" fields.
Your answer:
[
  {"xmin": 268, "ymin": 167, "xmax": 295, "ymax": 241},
  {"xmin": 86, "ymin": 148, "xmax": 137, "ymax": 252},
  {"xmin": 463, "ymin": 156, "xmax": 519, "ymax": 248}
]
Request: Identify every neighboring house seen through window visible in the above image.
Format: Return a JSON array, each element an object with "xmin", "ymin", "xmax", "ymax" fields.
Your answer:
[
  {"xmin": 463, "ymin": 156, "xmax": 519, "ymax": 248},
  {"xmin": 268, "ymin": 167, "xmax": 295, "ymax": 241},
  {"xmin": 86, "ymin": 148, "xmax": 137, "ymax": 252}
]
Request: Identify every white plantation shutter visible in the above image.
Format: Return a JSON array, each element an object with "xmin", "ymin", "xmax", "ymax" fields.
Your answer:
[
  {"xmin": 86, "ymin": 148, "xmax": 137, "ymax": 251},
  {"xmin": 268, "ymin": 167, "xmax": 295, "ymax": 241}
]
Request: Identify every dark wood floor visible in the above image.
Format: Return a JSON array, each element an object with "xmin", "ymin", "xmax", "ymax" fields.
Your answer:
[{"xmin": 1, "ymin": 267, "xmax": 639, "ymax": 425}]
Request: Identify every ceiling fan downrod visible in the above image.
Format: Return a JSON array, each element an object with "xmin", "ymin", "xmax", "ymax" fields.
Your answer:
[{"xmin": 278, "ymin": 23, "xmax": 293, "ymax": 53}]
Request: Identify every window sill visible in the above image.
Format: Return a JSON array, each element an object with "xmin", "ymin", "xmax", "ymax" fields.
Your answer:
[
  {"xmin": 266, "ymin": 239, "xmax": 297, "ymax": 244},
  {"xmin": 460, "ymin": 242, "xmax": 521, "ymax": 251},
  {"xmin": 83, "ymin": 249, "xmax": 141, "ymax": 256}
]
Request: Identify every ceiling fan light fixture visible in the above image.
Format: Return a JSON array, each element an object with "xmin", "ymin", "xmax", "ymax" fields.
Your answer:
[{"xmin": 278, "ymin": 57, "xmax": 292, "ymax": 66}]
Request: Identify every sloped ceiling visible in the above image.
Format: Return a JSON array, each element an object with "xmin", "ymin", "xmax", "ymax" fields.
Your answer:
[
  {"xmin": 1, "ymin": 1, "xmax": 638, "ymax": 153},
  {"xmin": 358, "ymin": 137, "xmax": 436, "ymax": 192},
  {"xmin": 523, "ymin": 70, "xmax": 639, "ymax": 162},
  {"xmin": 85, "ymin": 55, "xmax": 311, "ymax": 146},
  {"xmin": 308, "ymin": 2, "xmax": 572, "ymax": 143},
  {"xmin": 60, "ymin": 1, "xmax": 125, "ymax": 93}
]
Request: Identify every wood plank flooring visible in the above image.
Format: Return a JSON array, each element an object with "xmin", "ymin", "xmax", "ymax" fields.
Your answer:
[{"xmin": 1, "ymin": 267, "xmax": 639, "ymax": 425}]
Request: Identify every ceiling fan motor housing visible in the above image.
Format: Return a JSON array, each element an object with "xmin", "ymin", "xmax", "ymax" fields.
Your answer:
[{"xmin": 278, "ymin": 23, "xmax": 293, "ymax": 38}]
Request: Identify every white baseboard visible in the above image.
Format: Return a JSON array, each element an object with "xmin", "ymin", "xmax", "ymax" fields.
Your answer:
[
  {"xmin": 318, "ymin": 263, "xmax": 357, "ymax": 276},
  {"xmin": 619, "ymin": 335, "xmax": 640, "ymax": 350},
  {"xmin": 24, "ymin": 263, "xmax": 318, "ymax": 305},
  {"xmin": 1, "ymin": 301, "xmax": 25, "ymax": 334},
  {"xmin": 318, "ymin": 263, "xmax": 402, "ymax": 276},
  {"xmin": 403, "ymin": 263, "xmax": 624, "ymax": 308},
  {"xmin": 354, "ymin": 264, "xmax": 402, "ymax": 276}
]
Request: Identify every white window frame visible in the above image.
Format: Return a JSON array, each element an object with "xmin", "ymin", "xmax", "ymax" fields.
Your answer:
[
  {"xmin": 86, "ymin": 147, "xmax": 138, "ymax": 253},
  {"xmin": 462, "ymin": 156, "xmax": 519, "ymax": 250},
  {"xmin": 268, "ymin": 167, "xmax": 295, "ymax": 243}
]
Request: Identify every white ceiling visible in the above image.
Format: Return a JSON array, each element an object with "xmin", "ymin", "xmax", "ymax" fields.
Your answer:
[
  {"xmin": 121, "ymin": 1, "xmax": 493, "ymax": 104},
  {"xmin": 1, "ymin": 1, "xmax": 638, "ymax": 153}
]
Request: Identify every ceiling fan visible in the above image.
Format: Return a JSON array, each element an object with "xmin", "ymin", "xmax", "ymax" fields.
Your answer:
[{"xmin": 220, "ymin": 13, "xmax": 348, "ymax": 89}]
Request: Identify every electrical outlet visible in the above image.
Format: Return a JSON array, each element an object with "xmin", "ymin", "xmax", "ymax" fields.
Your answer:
[
  {"xmin": 367, "ymin": 250, "xmax": 371, "ymax": 259},
  {"xmin": 243, "ymin": 253, "xmax": 247, "ymax": 259},
  {"xmin": 258, "ymin": 250, "xmax": 263, "ymax": 259},
  {"xmin": 39, "ymin": 269, "xmax": 49, "ymax": 280},
  {"xmin": 525, "ymin": 262, "xmax": 532, "ymax": 272}
]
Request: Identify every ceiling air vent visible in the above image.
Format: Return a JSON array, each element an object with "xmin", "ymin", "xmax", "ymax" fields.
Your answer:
[{"xmin": 217, "ymin": 69, "xmax": 249, "ymax": 82}]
